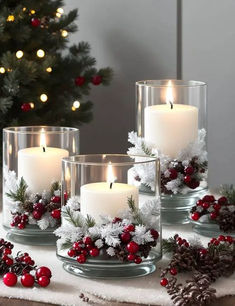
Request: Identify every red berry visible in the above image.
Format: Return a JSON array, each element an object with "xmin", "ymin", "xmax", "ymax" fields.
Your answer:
[
  {"xmin": 32, "ymin": 210, "xmax": 42, "ymax": 220},
  {"xmin": 124, "ymin": 224, "xmax": 135, "ymax": 232},
  {"xmin": 150, "ymin": 229, "xmax": 159, "ymax": 240},
  {"xmin": 51, "ymin": 196, "xmax": 61, "ymax": 203},
  {"xmin": 83, "ymin": 236, "xmax": 92, "ymax": 245},
  {"xmin": 3, "ymin": 272, "xmax": 17, "ymax": 287},
  {"xmin": 31, "ymin": 18, "xmax": 40, "ymax": 27},
  {"xmin": 33, "ymin": 203, "xmax": 45, "ymax": 213},
  {"xmin": 218, "ymin": 235, "xmax": 225, "ymax": 241},
  {"xmin": 160, "ymin": 278, "xmax": 168, "ymax": 287},
  {"xmin": 203, "ymin": 195, "xmax": 213, "ymax": 202},
  {"xmin": 3, "ymin": 248, "xmax": 11, "ymax": 255},
  {"xmin": 196, "ymin": 199, "xmax": 203, "ymax": 206},
  {"xmin": 75, "ymin": 76, "xmax": 85, "ymax": 86},
  {"xmin": 202, "ymin": 202, "xmax": 210, "ymax": 209},
  {"xmin": 199, "ymin": 248, "xmax": 208, "ymax": 255},
  {"xmin": 191, "ymin": 212, "xmax": 200, "ymax": 221},
  {"xmin": 210, "ymin": 211, "xmax": 217, "ymax": 220},
  {"xmin": 73, "ymin": 242, "xmax": 82, "ymax": 251},
  {"xmin": 169, "ymin": 169, "xmax": 178, "ymax": 179},
  {"xmin": 21, "ymin": 274, "xmax": 35, "ymax": 287},
  {"xmin": 134, "ymin": 256, "xmax": 142, "ymax": 264},
  {"xmin": 18, "ymin": 222, "xmax": 25, "ymax": 229},
  {"xmin": 208, "ymin": 195, "xmax": 215, "ymax": 202},
  {"xmin": 36, "ymin": 266, "xmax": 52, "ymax": 279},
  {"xmin": 213, "ymin": 203, "xmax": 221, "ymax": 211},
  {"xmin": 51, "ymin": 209, "xmax": 61, "ymax": 219},
  {"xmin": 225, "ymin": 236, "xmax": 233, "ymax": 244},
  {"xmin": 89, "ymin": 248, "xmax": 99, "ymax": 257},
  {"xmin": 81, "ymin": 249, "xmax": 88, "ymax": 256},
  {"xmin": 21, "ymin": 103, "xmax": 31, "ymax": 112},
  {"xmin": 184, "ymin": 175, "xmax": 191, "ymax": 183},
  {"xmin": 121, "ymin": 232, "xmax": 131, "ymax": 243},
  {"xmin": 112, "ymin": 217, "xmax": 122, "ymax": 223},
  {"xmin": 24, "ymin": 256, "xmax": 32, "ymax": 264},
  {"xmin": 127, "ymin": 241, "xmax": 139, "ymax": 254},
  {"xmin": 127, "ymin": 254, "xmax": 135, "ymax": 261},
  {"xmin": 92, "ymin": 75, "xmax": 102, "ymax": 85},
  {"xmin": 38, "ymin": 276, "xmax": 50, "ymax": 287},
  {"xmin": 68, "ymin": 249, "xmax": 76, "ymax": 257},
  {"xmin": 184, "ymin": 242, "xmax": 189, "ymax": 248},
  {"xmin": 184, "ymin": 166, "xmax": 194, "ymax": 175},
  {"xmin": 86, "ymin": 244, "xmax": 93, "ymax": 251},
  {"xmin": 170, "ymin": 268, "xmax": 177, "ymax": 275},
  {"xmin": 5, "ymin": 258, "xmax": 13, "ymax": 266},
  {"xmin": 218, "ymin": 196, "xmax": 228, "ymax": 205},
  {"xmin": 77, "ymin": 254, "xmax": 86, "ymax": 264}
]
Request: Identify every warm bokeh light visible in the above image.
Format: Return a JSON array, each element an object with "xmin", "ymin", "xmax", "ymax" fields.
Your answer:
[
  {"xmin": 29, "ymin": 102, "xmax": 35, "ymax": 109},
  {"xmin": 73, "ymin": 101, "xmax": 80, "ymax": 109},
  {"xmin": 57, "ymin": 8, "xmax": 64, "ymax": 14},
  {"xmin": 61, "ymin": 30, "xmax": 68, "ymax": 37},
  {"xmin": 7, "ymin": 15, "xmax": 15, "ymax": 22},
  {"xmin": 37, "ymin": 49, "xmax": 45, "ymax": 58},
  {"xmin": 30, "ymin": 10, "xmax": 36, "ymax": 15},
  {"xmin": 0, "ymin": 67, "xmax": 5, "ymax": 74},
  {"xmin": 16, "ymin": 50, "xmax": 24, "ymax": 59},
  {"xmin": 40, "ymin": 94, "xmax": 48, "ymax": 102},
  {"xmin": 46, "ymin": 67, "xmax": 52, "ymax": 72}
]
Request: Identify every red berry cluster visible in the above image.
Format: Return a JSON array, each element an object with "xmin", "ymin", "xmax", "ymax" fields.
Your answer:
[
  {"xmin": 67, "ymin": 236, "xmax": 100, "ymax": 264},
  {"xmin": 11, "ymin": 195, "xmax": 61, "ymax": 230},
  {"xmin": 68, "ymin": 219, "xmax": 159, "ymax": 264},
  {"xmin": 0, "ymin": 238, "xmax": 52, "ymax": 288},
  {"xmin": 21, "ymin": 103, "xmax": 33, "ymax": 112},
  {"xmin": 75, "ymin": 75, "xmax": 102, "ymax": 87},
  {"xmin": 208, "ymin": 235, "xmax": 234, "ymax": 246},
  {"xmin": 161, "ymin": 158, "xmax": 206, "ymax": 194},
  {"xmin": 191, "ymin": 194, "xmax": 229, "ymax": 222}
]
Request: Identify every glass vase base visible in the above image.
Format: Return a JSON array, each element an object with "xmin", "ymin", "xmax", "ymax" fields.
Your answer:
[
  {"xmin": 161, "ymin": 188, "xmax": 207, "ymax": 225},
  {"xmin": 191, "ymin": 220, "xmax": 235, "ymax": 238},
  {"xmin": 58, "ymin": 251, "xmax": 161, "ymax": 279},
  {"xmin": 3, "ymin": 225, "xmax": 57, "ymax": 246}
]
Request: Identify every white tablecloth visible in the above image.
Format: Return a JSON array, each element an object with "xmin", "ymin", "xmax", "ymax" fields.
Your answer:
[{"xmin": 0, "ymin": 214, "xmax": 234, "ymax": 306}]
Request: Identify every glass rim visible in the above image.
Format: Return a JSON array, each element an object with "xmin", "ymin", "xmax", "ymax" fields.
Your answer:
[
  {"xmin": 136, "ymin": 79, "xmax": 207, "ymax": 88},
  {"xmin": 62, "ymin": 154, "xmax": 158, "ymax": 166},
  {"xmin": 3, "ymin": 126, "xmax": 79, "ymax": 135}
]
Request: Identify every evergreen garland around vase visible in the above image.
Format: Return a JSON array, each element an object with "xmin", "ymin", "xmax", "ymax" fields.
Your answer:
[{"xmin": 0, "ymin": 0, "xmax": 112, "ymax": 129}]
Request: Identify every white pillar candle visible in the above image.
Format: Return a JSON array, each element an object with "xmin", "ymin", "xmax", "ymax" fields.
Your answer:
[
  {"xmin": 18, "ymin": 129, "xmax": 68, "ymax": 194},
  {"xmin": 144, "ymin": 81, "xmax": 198, "ymax": 158},
  {"xmin": 80, "ymin": 162, "xmax": 139, "ymax": 223},
  {"xmin": 80, "ymin": 182, "xmax": 139, "ymax": 223}
]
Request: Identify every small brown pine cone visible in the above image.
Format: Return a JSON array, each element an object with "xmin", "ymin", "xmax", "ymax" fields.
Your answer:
[
  {"xmin": 22, "ymin": 201, "xmax": 34, "ymax": 212},
  {"xmin": 46, "ymin": 202, "xmax": 61, "ymax": 212}
]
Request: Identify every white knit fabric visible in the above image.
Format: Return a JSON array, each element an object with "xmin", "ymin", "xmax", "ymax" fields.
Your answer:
[{"xmin": 0, "ymin": 214, "xmax": 234, "ymax": 306}]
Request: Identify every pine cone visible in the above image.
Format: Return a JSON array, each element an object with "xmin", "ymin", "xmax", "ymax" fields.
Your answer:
[
  {"xmin": 218, "ymin": 208, "xmax": 235, "ymax": 232},
  {"xmin": 46, "ymin": 202, "xmax": 60, "ymax": 212},
  {"xmin": 170, "ymin": 246, "xmax": 197, "ymax": 272},
  {"xmin": 22, "ymin": 201, "xmax": 33, "ymax": 213}
]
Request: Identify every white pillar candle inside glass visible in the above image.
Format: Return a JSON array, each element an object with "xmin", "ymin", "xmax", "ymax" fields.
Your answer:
[
  {"xmin": 144, "ymin": 80, "xmax": 198, "ymax": 158},
  {"xmin": 80, "ymin": 162, "xmax": 139, "ymax": 223},
  {"xmin": 18, "ymin": 128, "xmax": 69, "ymax": 194}
]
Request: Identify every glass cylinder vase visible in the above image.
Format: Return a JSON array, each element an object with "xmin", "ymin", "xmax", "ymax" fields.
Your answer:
[
  {"xmin": 3, "ymin": 126, "xmax": 79, "ymax": 245},
  {"xmin": 56, "ymin": 154, "xmax": 161, "ymax": 279},
  {"xmin": 135, "ymin": 80, "xmax": 208, "ymax": 225}
]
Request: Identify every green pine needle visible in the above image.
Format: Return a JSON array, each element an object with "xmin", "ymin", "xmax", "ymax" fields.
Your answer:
[
  {"xmin": 6, "ymin": 177, "xmax": 28, "ymax": 203},
  {"xmin": 127, "ymin": 196, "xmax": 143, "ymax": 224},
  {"xmin": 59, "ymin": 239, "xmax": 73, "ymax": 251},
  {"xmin": 141, "ymin": 141, "xmax": 155, "ymax": 157},
  {"xmin": 85, "ymin": 214, "xmax": 96, "ymax": 228},
  {"xmin": 220, "ymin": 184, "xmax": 235, "ymax": 204},
  {"xmin": 62, "ymin": 206, "xmax": 83, "ymax": 228}
]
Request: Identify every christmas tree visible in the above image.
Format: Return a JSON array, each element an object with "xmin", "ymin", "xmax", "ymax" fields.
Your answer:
[{"xmin": 0, "ymin": 0, "xmax": 112, "ymax": 129}]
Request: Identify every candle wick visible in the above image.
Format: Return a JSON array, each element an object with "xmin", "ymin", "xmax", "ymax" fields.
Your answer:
[
  {"xmin": 110, "ymin": 182, "xmax": 113, "ymax": 189},
  {"xmin": 43, "ymin": 146, "xmax": 46, "ymax": 153},
  {"xmin": 170, "ymin": 101, "xmax": 173, "ymax": 109}
]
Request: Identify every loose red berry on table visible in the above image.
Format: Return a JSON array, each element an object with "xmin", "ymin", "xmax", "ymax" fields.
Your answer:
[
  {"xmin": 210, "ymin": 211, "xmax": 217, "ymax": 220},
  {"xmin": 36, "ymin": 266, "xmax": 52, "ymax": 279},
  {"xmin": 191, "ymin": 212, "xmax": 200, "ymax": 221},
  {"xmin": 75, "ymin": 76, "xmax": 85, "ymax": 86},
  {"xmin": 121, "ymin": 232, "xmax": 131, "ymax": 243},
  {"xmin": 31, "ymin": 18, "xmax": 41, "ymax": 27},
  {"xmin": 92, "ymin": 75, "xmax": 102, "ymax": 85},
  {"xmin": 83, "ymin": 236, "xmax": 93, "ymax": 245},
  {"xmin": 127, "ymin": 254, "xmax": 135, "ymax": 261},
  {"xmin": 160, "ymin": 278, "xmax": 168, "ymax": 287},
  {"xmin": 3, "ymin": 272, "xmax": 17, "ymax": 287},
  {"xmin": 127, "ymin": 241, "xmax": 139, "ymax": 254},
  {"xmin": 89, "ymin": 248, "xmax": 99, "ymax": 257},
  {"xmin": 38, "ymin": 276, "xmax": 50, "ymax": 287},
  {"xmin": 21, "ymin": 274, "xmax": 35, "ymax": 287},
  {"xmin": 170, "ymin": 268, "xmax": 177, "ymax": 275},
  {"xmin": 184, "ymin": 166, "xmax": 194, "ymax": 175},
  {"xmin": 150, "ymin": 229, "xmax": 159, "ymax": 240},
  {"xmin": 134, "ymin": 256, "xmax": 142, "ymax": 264},
  {"xmin": 124, "ymin": 224, "xmax": 135, "ymax": 232},
  {"xmin": 77, "ymin": 254, "xmax": 86, "ymax": 264},
  {"xmin": 51, "ymin": 209, "xmax": 61, "ymax": 219}
]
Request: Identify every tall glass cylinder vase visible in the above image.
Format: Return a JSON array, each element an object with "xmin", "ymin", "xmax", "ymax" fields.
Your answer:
[
  {"xmin": 3, "ymin": 126, "xmax": 79, "ymax": 245},
  {"xmin": 135, "ymin": 80, "xmax": 208, "ymax": 224},
  {"xmin": 56, "ymin": 154, "xmax": 161, "ymax": 279}
]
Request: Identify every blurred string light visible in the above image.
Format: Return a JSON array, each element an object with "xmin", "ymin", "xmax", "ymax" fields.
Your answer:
[
  {"xmin": 29, "ymin": 102, "xmax": 35, "ymax": 109},
  {"xmin": 40, "ymin": 94, "xmax": 48, "ymax": 102},
  {"xmin": 7, "ymin": 15, "xmax": 15, "ymax": 22},
  {"xmin": 61, "ymin": 30, "xmax": 68, "ymax": 37},
  {"xmin": 72, "ymin": 100, "xmax": 80, "ymax": 111},
  {"xmin": 30, "ymin": 10, "xmax": 36, "ymax": 15},
  {"xmin": 0, "ymin": 67, "xmax": 5, "ymax": 74},
  {"xmin": 22, "ymin": 7, "xmax": 27, "ymax": 12},
  {"xmin": 46, "ymin": 67, "xmax": 52, "ymax": 73},
  {"xmin": 37, "ymin": 49, "xmax": 45, "ymax": 58},
  {"xmin": 16, "ymin": 50, "xmax": 24, "ymax": 59},
  {"xmin": 56, "ymin": 8, "xmax": 63, "ymax": 18}
]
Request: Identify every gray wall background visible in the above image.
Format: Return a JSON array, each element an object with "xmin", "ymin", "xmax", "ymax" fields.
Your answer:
[{"xmin": 65, "ymin": 0, "xmax": 235, "ymax": 187}]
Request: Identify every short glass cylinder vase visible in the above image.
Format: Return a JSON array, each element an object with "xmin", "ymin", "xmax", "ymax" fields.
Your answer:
[
  {"xmin": 3, "ymin": 126, "xmax": 79, "ymax": 245},
  {"xmin": 134, "ymin": 80, "xmax": 208, "ymax": 225},
  {"xmin": 56, "ymin": 154, "xmax": 161, "ymax": 279}
]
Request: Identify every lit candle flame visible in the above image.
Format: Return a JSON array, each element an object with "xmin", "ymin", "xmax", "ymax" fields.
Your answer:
[
  {"xmin": 40, "ymin": 128, "xmax": 46, "ymax": 152},
  {"xmin": 166, "ymin": 80, "xmax": 174, "ymax": 109},
  {"xmin": 107, "ymin": 162, "xmax": 116, "ymax": 189}
]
